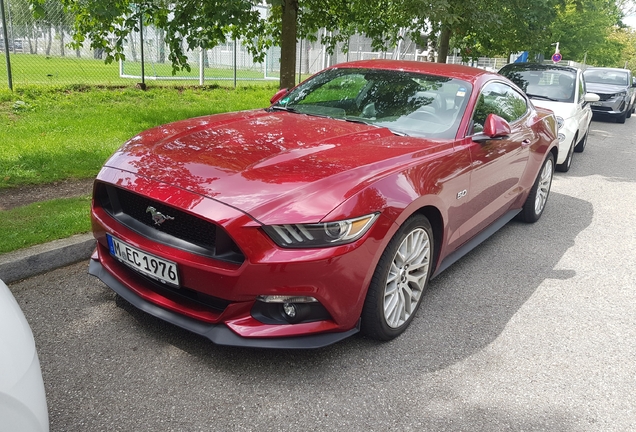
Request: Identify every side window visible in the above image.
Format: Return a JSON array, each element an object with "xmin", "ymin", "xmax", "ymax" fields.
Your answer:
[{"xmin": 472, "ymin": 82, "xmax": 528, "ymax": 133}]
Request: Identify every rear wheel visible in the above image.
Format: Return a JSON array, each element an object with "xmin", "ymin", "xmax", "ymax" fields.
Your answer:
[
  {"xmin": 361, "ymin": 215, "xmax": 433, "ymax": 341},
  {"xmin": 518, "ymin": 153, "xmax": 554, "ymax": 223}
]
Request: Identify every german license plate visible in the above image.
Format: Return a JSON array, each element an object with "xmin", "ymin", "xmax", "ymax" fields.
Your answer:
[{"xmin": 107, "ymin": 235, "xmax": 179, "ymax": 287}]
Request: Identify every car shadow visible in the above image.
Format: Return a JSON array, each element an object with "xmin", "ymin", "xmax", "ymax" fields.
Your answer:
[{"xmin": 117, "ymin": 191, "xmax": 591, "ymax": 372}]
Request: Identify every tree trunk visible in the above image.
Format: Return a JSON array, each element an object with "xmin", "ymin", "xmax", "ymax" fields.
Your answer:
[
  {"xmin": 130, "ymin": 35, "xmax": 137, "ymax": 62},
  {"xmin": 158, "ymin": 28, "xmax": 165, "ymax": 63},
  {"xmin": 58, "ymin": 27, "xmax": 65, "ymax": 57},
  {"xmin": 33, "ymin": 25, "xmax": 39, "ymax": 54},
  {"xmin": 437, "ymin": 26, "xmax": 452, "ymax": 64},
  {"xmin": 46, "ymin": 25, "xmax": 52, "ymax": 56},
  {"xmin": 279, "ymin": 0, "xmax": 299, "ymax": 89}
]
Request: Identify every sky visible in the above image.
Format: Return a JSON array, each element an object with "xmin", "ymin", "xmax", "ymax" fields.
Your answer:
[{"xmin": 624, "ymin": 1, "xmax": 636, "ymax": 28}]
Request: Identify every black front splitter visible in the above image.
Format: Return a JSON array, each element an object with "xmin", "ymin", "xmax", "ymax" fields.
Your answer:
[{"xmin": 88, "ymin": 259, "xmax": 359, "ymax": 349}]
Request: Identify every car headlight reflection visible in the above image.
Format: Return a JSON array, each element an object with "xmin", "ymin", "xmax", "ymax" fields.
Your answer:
[{"xmin": 263, "ymin": 213, "xmax": 379, "ymax": 248}]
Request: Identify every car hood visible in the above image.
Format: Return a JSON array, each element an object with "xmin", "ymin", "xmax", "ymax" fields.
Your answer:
[
  {"xmin": 104, "ymin": 110, "xmax": 448, "ymax": 222},
  {"xmin": 529, "ymin": 99, "xmax": 579, "ymax": 120},
  {"xmin": 584, "ymin": 82, "xmax": 628, "ymax": 95}
]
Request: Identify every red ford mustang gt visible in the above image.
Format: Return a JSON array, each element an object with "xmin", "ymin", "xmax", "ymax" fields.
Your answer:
[{"xmin": 89, "ymin": 60, "xmax": 558, "ymax": 348}]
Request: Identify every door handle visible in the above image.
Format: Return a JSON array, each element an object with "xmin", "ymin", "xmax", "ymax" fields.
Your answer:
[{"xmin": 521, "ymin": 139, "xmax": 531, "ymax": 146}]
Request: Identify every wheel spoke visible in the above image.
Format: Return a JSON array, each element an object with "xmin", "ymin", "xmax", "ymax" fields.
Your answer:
[
  {"xmin": 535, "ymin": 159, "xmax": 553, "ymax": 214},
  {"xmin": 382, "ymin": 226, "xmax": 431, "ymax": 329}
]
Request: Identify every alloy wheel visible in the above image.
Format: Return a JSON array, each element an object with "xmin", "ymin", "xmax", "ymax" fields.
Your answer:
[{"xmin": 383, "ymin": 227, "xmax": 431, "ymax": 328}]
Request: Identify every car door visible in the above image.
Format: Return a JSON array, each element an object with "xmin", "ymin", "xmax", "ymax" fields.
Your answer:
[
  {"xmin": 576, "ymin": 72, "xmax": 592, "ymax": 133},
  {"xmin": 459, "ymin": 81, "xmax": 536, "ymax": 244}
]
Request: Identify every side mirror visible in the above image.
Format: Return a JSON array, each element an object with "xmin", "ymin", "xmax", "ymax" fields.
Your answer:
[
  {"xmin": 270, "ymin": 88, "xmax": 289, "ymax": 105},
  {"xmin": 584, "ymin": 92, "xmax": 600, "ymax": 103},
  {"xmin": 473, "ymin": 114, "xmax": 511, "ymax": 142}
]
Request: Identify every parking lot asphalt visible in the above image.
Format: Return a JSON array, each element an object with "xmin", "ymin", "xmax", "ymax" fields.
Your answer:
[
  {"xmin": 5, "ymin": 115, "xmax": 636, "ymax": 431},
  {"xmin": 0, "ymin": 233, "xmax": 95, "ymax": 283}
]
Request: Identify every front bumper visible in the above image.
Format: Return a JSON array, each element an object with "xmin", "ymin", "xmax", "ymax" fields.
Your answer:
[
  {"xmin": 590, "ymin": 99, "xmax": 627, "ymax": 116},
  {"xmin": 556, "ymin": 119, "xmax": 578, "ymax": 165},
  {"xmin": 89, "ymin": 258, "xmax": 360, "ymax": 349}
]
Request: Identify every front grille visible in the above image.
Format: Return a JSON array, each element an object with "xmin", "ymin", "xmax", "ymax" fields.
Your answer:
[
  {"xmin": 596, "ymin": 94, "xmax": 612, "ymax": 101},
  {"xmin": 116, "ymin": 187, "xmax": 216, "ymax": 249},
  {"xmin": 96, "ymin": 183, "xmax": 244, "ymax": 264}
]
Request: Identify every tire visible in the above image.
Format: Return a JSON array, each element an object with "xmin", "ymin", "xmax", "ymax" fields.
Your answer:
[
  {"xmin": 627, "ymin": 109, "xmax": 632, "ymax": 119},
  {"xmin": 361, "ymin": 215, "xmax": 434, "ymax": 341},
  {"xmin": 518, "ymin": 152, "xmax": 554, "ymax": 223},
  {"xmin": 556, "ymin": 138, "xmax": 574, "ymax": 172},
  {"xmin": 574, "ymin": 128, "xmax": 588, "ymax": 153}
]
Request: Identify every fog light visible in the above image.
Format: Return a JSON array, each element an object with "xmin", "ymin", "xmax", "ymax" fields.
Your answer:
[
  {"xmin": 283, "ymin": 303, "xmax": 297, "ymax": 318},
  {"xmin": 558, "ymin": 133, "xmax": 566, "ymax": 142},
  {"xmin": 252, "ymin": 296, "xmax": 331, "ymax": 325}
]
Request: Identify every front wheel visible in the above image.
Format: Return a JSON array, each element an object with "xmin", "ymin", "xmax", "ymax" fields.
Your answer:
[
  {"xmin": 556, "ymin": 138, "xmax": 574, "ymax": 172},
  {"xmin": 518, "ymin": 153, "xmax": 554, "ymax": 223},
  {"xmin": 361, "ymin": 215, "xmax": 434, "ymax": 341},
  {"xmin": 574, "ymin": 128, "xmax": 589, "ymax": 153}
]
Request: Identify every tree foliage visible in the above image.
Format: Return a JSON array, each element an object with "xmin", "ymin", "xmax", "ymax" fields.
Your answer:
[{"xmin": 32, "ymin": 0, "xmax": 636, "ymax": 86}]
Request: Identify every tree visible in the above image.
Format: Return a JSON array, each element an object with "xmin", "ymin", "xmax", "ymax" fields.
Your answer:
[
  {"xmin": 547, "ymin": 0, "xmax": 623, "ymax": 64},
  {"xmin": 53, "ymin": 0, "xmax": 446, "ymax": 88}
]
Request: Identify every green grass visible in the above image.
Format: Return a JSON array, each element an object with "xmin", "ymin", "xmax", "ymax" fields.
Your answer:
[
  {"xmin": 1, "ymin": 53, "xmax": 280, "ymax": 86},
  {"xmin": 0, "ymin": 83, "xmax": 277, "ymax": 188},
  {"xmin": 0, "ymin": 83, "xmax": 278, "ymax": 253},
  {"xmin": 0, "ymin": 196, "xmax": 92, "ymax": 254}
]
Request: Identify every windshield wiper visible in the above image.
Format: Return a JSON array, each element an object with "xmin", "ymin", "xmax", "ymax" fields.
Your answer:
[
  {"xmin": 270, "ymin": 105, "xmax": 298, "ymax": 113},
  {"xmin": 526, "ymin": 93, "xmax": 560, "ymax": 102},
  {"xmin": 343, "ymin": 117, "xmax": 374, "ymax": 126},
  {"xmin": 343, "ymin": 117, "xmax": 409, "ymax": 136}
]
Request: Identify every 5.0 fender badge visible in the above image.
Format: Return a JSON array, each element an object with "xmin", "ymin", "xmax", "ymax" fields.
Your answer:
[{"xmin": 146, "ymin": 206, "xmax": 174, "ymax": 226}]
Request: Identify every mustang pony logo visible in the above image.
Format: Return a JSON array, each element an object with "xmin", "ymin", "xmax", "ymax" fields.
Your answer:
[{"xmin": 146, "ymin": 206, "xmax": 174, "ymax": 226}]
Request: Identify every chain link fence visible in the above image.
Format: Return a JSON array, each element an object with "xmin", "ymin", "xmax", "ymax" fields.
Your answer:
[
  {"xmin": 1, "ymin": 0, "xmax": 437, "ymax": 89},
  {"xmin": 2, "ymin": 0, "xmax": 518, "ymax": 90}
]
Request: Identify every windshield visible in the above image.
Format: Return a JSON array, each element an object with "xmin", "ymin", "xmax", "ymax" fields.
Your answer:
[
  {"xmin": 583, "ymin": 69, "xmax": 628, "ymax": 86},
  {"xmin": 500, "ymin": 66, "xmax": 576, "ymax": 103},
  {"xmin": 273, "ymin": 68, "xmax": 473, "ymax": 139}
]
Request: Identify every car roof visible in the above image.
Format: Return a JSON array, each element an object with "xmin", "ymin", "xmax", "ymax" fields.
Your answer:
[
  {"xmin": 328, "ymin": 59, "xmax": 495, "ymax": 84},
  {"xmin": 584, "ymin": 67, "xmax": 629, "ymax": 73},
  {"xmin": 499, "ymin": 62, "xmax": 578, "ymax": 74}
]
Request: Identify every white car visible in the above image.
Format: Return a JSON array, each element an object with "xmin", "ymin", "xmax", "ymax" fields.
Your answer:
[
  {"xmin": 0, "ymin": 279, "xmax": 49, "ymax": 432},
  {"xmin": 499, "ymin": 62, "xmax": 599, "ymax": 172}
]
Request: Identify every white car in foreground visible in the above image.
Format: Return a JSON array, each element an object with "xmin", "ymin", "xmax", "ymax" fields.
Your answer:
[
  {"xmin": 0, "ymin": 279, "xmax": 49, "ymax": 432},
  {"xmin": 499, "ymin": 62, "xmax": 599, "ymax": 172}
]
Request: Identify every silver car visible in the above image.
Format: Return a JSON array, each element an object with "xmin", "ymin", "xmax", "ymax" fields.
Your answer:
[{"xmin": 583, "ymin": 67, "xmax": 636, "ymax": 123}]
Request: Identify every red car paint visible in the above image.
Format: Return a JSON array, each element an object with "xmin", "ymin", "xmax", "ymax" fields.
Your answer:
[{"xmin": 89, "ymin": 60, "xmax": 558, "ymax": 348}]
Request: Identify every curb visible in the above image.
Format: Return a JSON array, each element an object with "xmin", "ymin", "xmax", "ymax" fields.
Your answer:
[{"xmin": 0, "ymin": 234, "xmax": 96, "ymax": 284}]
